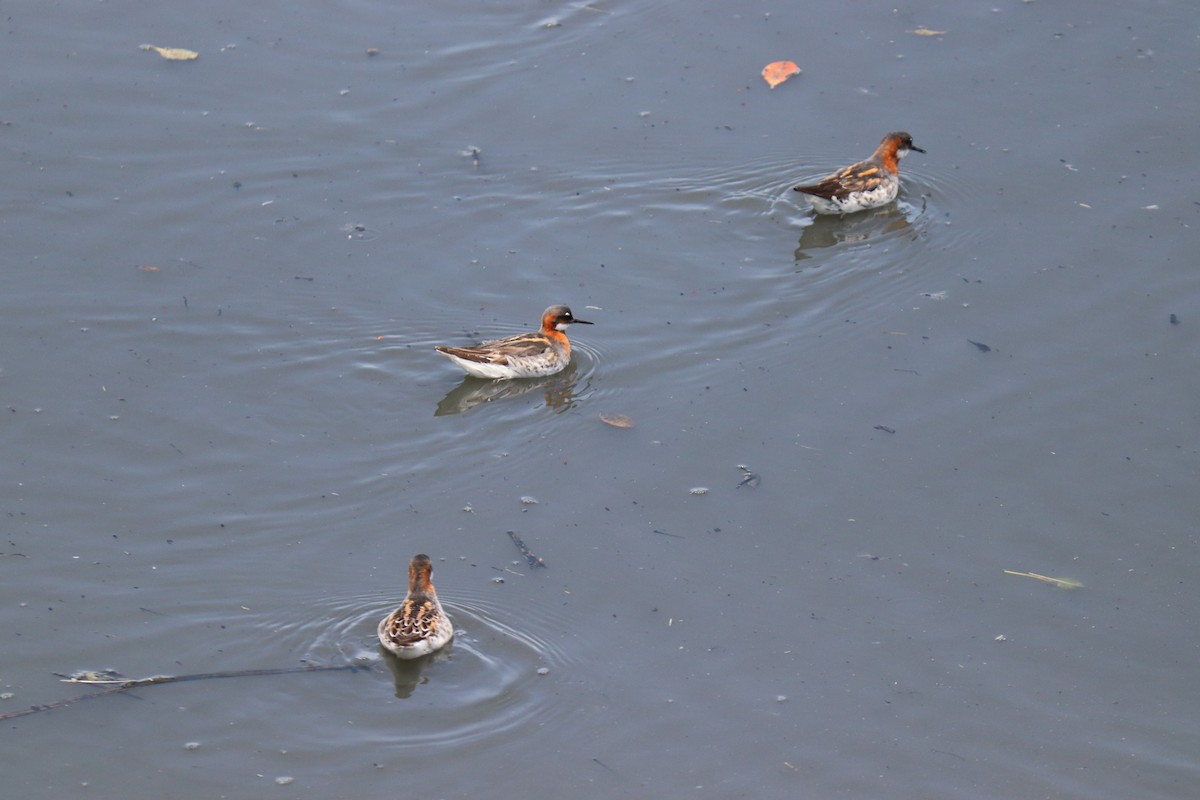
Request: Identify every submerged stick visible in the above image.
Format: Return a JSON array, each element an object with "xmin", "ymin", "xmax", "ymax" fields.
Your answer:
[
  {"xmin": 507, "ymin": 530, "xmax": 547, "ymax": 569},
  {"xmin": 0, "ymin": 663, "xmax": 366, "ymax": 722}
]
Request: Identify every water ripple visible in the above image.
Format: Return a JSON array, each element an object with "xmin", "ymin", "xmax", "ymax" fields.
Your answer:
[{"xmin": 247, "ymin": 586, "xmax": 580, "ymax": 752}]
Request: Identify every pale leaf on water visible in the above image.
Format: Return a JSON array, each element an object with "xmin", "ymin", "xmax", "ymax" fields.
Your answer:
[
  {"xmin": 140, "ymin": 44, "xmax": 199, "ymax": 61},
  {"xmin": 1003, "ymin": 570, "xmax": 1083, "ymax": 589}
]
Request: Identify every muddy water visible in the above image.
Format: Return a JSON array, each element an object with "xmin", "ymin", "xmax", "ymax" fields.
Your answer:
[{"xmin": 3, "ymin": 2, "xmax": 1199, "ymax": 798}]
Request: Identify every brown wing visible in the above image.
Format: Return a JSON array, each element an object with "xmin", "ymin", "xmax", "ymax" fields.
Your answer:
[
  {"xmin": 794, "ymin": 159, "xmax": 880, "ymax": 200},
  {"xmin": 382, "ymin": 598, "xmax": 442, "ymax": 645},
  {"xmin": 436, "ymin": 332, "xmax": 552, "ymax": 364},
  {"xmin": 435, "ymin": 345, "xmax": 510, "ymax": 366}
]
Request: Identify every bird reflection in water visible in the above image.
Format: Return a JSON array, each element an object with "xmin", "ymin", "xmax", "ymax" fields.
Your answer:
[
  {"xmin": 793, "ymin": 200, "xmax": 925, "ymax": 264},
  {"xmin": 434, "ymin": 361, "xmax": 585, "ymax": 416},
  {"xmin": 379, "ymin": 644, "xmax": 450, "ymax": 699}
]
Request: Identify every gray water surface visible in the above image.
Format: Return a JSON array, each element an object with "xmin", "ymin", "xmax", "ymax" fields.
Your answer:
[{"xmin": 3, "ymin": 2, "xmax": 1199, "ymax": 798}]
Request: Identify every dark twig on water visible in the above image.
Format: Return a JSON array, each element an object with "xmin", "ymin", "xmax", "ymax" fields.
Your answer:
[
  {"xmin": 0, "ymin": 663, "xmax": 366, "ymax": 722},
  {"xmin": 507, "ymin": 530, "xmax": 547, "ymax": 568}
]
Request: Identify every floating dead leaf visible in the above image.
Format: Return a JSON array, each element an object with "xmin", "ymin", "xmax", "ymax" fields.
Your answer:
[
  {"xmin": 140, "ymin": 44, "xmax": 199, "ymax": 61},
  {"xmin": 761, "ymin": 61, "xmax": 800, "ymax": 89},
  {"xmin": 909, "ymin": 28, "xmax": 947, "ymax": 36},
  {"xmin": 1003, "ymin": 570, "xmax": 1083, "ymax": 590},
  {"xmin": 138, "ymin": 265, "xmax": 160, "ymax": 272},
  {"xmin": 599, "ymin": 412, "xmax": 634, "ymax": 428}
]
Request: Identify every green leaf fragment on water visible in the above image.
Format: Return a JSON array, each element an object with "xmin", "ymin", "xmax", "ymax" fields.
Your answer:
[{"xmin": 1003, "ymin": 570, "xmax": 1083, "ymax": 589}]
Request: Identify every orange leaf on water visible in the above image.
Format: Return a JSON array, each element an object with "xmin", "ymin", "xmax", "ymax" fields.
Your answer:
[{"xmin": 761, "ymin": 61, "xmax": 800, "ymax": 89}]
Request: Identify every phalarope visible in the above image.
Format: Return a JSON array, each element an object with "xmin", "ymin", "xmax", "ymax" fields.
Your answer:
[
  {"xmin": 793, "ymin": 131, "xmax": 925, "ymax": 215},
  {"xmin": 435, "ymin": 304, "xmax": 593, "ymax": 380},
  {"xmin": 378, "ymin": 554, "xmax": 454, "ymax": 659}
]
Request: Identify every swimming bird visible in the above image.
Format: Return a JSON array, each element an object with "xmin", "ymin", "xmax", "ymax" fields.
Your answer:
[
  {"xmin": 378, "ymin": 554, "xmax": 454, "ymax": 659},
  {"xmin": 793, "ymin": 131, "xmax": 925, "ymax": 215},
  {"xmin": 435, "ymin": 304, "xmax": 593, "ymax": 379}
]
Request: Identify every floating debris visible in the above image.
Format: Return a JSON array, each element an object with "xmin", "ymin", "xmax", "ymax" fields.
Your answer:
[
  {"xmin": 909, "ymin": 28, "xmax": 948, "ymax": 36},
  {"xmin": 4, "ymin": 664, "xmax": 361, "ymax": 721},
  {"xmin": 599, "ymin": 412, "xmax": 635, "ymax": 428},
  {"xmin": 519, "ymin": 496, "xmax": 539, "ymax": 505},
  {"xmin": 761, "ymin": 60, "xmax": 801, "ymax": 89},
  {"xmin": 1169, "ymin": 313, "xmax": 1179, "ymax": 325},
  {"xmin": 536, "ymin": 667, "xmax": 550, "ymax": 676},
  {"xmin": 688, "ymin": 487, "xmax": 709, "ymax": 495},
  {"xmin": 967, "ymin": 339, "xmax": 992, "ymax": 353},
  {"xmin": 59, "ymin": 669, "xmax": 123, "ymax": 683},
  {"xmin": 507, "ymin": 530, "xmax": 547, "ymax": 568},
  {"xmin": 184, "ymin": 741, "xmax": 201, "ymax": 751},
  {"xmin": 139, "ymin": 44, "xmax": 199, "ymax": 61},
  {"xmin": 1003, "ymin": 570, "xmax": 1083, "ymax": 589},
  {"xmin": 874, "ymin": 425, "xmax": 896, "ymax": 434},
  {"xmin": 736, "ymin": 465, "xmax": 760, "ymax": 488}
]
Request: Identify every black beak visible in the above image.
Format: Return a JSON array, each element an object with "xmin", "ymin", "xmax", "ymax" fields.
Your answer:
[
  {"xmin": 910, "ymin": 144, "xmax": 926, "ymax": 154},
  {"xmin": 571, "ymin": 318, "xmax": 594, "ymax": 325}
]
